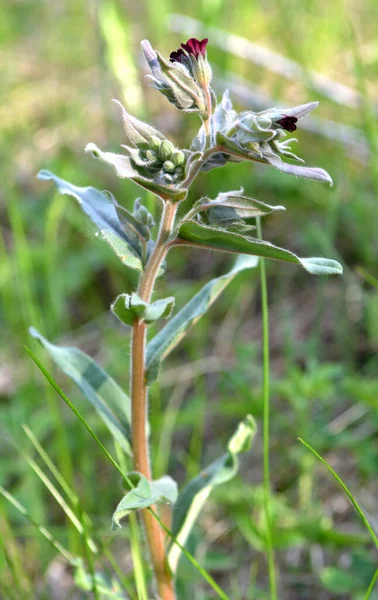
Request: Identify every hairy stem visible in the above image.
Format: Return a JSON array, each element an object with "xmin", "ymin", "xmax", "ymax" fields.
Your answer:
[
  {"xmin": 131, "ymin": 200, "xmax": 178, "ymax": 600},
  {"xmin": 256, "ymin": 217, "xmax": 278, "ymax": 600}
]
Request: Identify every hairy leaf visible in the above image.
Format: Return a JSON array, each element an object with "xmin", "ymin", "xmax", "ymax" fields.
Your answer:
[
  {"xmin": 38, "ymin": 170, "xmax": 143, "ymax": 272},
  {"xmin": 192, "ymin": 193, "xmax": 285, "ymax": 221},
  {"xmin": 111, "ymin": 293, "xmax": 175, "ymax": 326},
  {"xmin": 30, "ymin": 328, "xmax": 132, "ymax": 455},
  {"xmin": 146, "ymin": 255, "xmax": 259, "ymax": 384},
  {"xmin": 85, "ymin": 143, "xmax": 188, "ymax": 203},
  {"xmin": 175, "ymin": 221, "xmax": 343, "ymax": 275},
  {"xmin": 112, "ymin": 473, "xmax": 178, "ymax": 529},
  {"xmin": 168, "ymin": 416, "xmax": 256, "ymax": 572}
]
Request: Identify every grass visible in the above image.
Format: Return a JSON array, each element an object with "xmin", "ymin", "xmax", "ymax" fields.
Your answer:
[{"xmin": 1, "ymin": 0, "xmax": 378, "ymax": 598}]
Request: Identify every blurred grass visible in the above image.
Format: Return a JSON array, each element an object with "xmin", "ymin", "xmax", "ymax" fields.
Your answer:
[{"xmin": 1, "ymin": 0, "xmax": 378, "ymax": 598}]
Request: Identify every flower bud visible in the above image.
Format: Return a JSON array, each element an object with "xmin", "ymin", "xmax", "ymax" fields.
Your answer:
[
  {"xmin": 163, "ymin": 160, "xmax": 176, "ymax": 173},
  {"xmin": 159, "ymin": 141, "xmax": 174, "ymax": 161},
  {"xmin": 174, "ymin": 167, "xmax": 184, "ymax": 178},
  {"xmin": 142, "ymin": 38, "xmax": 214, "ymax": 117},
  {"xmin": 149, "ymin": 136, "xmax": 162, "ymax": 152},
  {"xmin": 171, "ymin": 150, "xmax": 185, "ymax": 166},
  {"xmin": 145, "ymin": 149, "xmax": 159, "ymax": 162}
]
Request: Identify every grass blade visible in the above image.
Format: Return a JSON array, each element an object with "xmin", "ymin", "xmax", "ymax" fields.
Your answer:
[
  {"xmin": 298, "ymin": 438, "xmax": 378, "ymax": 548},
  {"xmin": 0, "ymin": 486, "xmax": 75, "ymax": 565},
  {"xmin": 364, "ymin": 567, "xmax": 378, "ymax": 600},
  {"xmin": 27, "ymin": 346, "xmax": 231, "ymax": 599},
  {"xmin": 257, "ymin": 217, "xmax": 278, "ymax": 600}
]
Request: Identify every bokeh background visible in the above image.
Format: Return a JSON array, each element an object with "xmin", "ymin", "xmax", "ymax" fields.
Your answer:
[{"xmin": 1, "ymin": 0, "xmax": 378, "ymax": 598}]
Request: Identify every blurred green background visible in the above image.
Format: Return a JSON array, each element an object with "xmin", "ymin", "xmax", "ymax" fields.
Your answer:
[{"xmin": 1, "ymin": 0, "xmax": 378, "ymax": 598}]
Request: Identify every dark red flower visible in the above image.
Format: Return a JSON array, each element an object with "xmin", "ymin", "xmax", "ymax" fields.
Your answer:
[
  {"xmin": 276, "ymin": 116, "xmax": 298, "ymax": 132},
  {"xmin": 169, "ymin": 48, "xmax": 185, "ymax": 63},
  {"xmin": 170, "ymin": 38, "xmax": 209, "ymax": 63},
  {"xmin": 181, "ymin": 37, "xmax": 208, "ymax": 58}
]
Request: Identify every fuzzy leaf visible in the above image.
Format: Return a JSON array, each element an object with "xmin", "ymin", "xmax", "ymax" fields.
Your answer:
[
  {"xmin": 175, "ymin": 221, "xmax": 343, "ymax": 275},
  {"xmin": 75, "ymin": 565, "xmax": 126, "ymax": 598},
  {"xmin": 84, "ymin": 144, "xmax": 137, "ymax": 178},
  {"xmin": 146, "ymin": 254, "xmax": 259, "ymax": 384},
  {"xmin": 168, "ymin": 415, "xmax": 256, "ymax": 572},
  {"xmin": 38, "ymin": 170, "xmax": 143, "ymax": 272},
  {"xmin": 112, "ymin": 473, "xmax": 178, "ymax": 529},
  {"xmin": 266, "ymin": 155, "xmax": 333, "ymax": 185},
  {"xmin": 85, "ymin": 144, "xmax": 188, "ymax": 203},
  {"xmin": 111, "ymin": 293, "xmax": 175, "ymax": 327},
  {"xmin": 30, "ymin": 328, "xmax": 132, "ymax": 455},
  {"xmin": 189, "ymin": 190, "xmax": 285, "ymax": 223},
  {"xmin": 113, "ymin": 99, "xmax": 165, "ymax": 148}
]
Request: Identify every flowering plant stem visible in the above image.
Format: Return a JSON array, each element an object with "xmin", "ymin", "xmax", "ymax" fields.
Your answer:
[{"xmin": 131, "ymin": 201, "xmax": 179, "ymax": 599}]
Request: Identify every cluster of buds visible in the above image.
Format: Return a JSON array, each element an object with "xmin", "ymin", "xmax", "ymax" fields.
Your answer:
[
  {"xmin": 112, "ymin": 100, "xmax": 187, "ymax": 185},
  {"xmin": 137, "ymin": 137, "xmax": 186, "ymax": 185},
  {"xmin": 141, "ymin": 38, "xmax": 215, "ymax": 118}
]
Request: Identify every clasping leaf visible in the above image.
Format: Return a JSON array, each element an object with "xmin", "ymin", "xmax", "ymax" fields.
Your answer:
[
  {"xmin": 111, "ymin": 293, "xmax": 175, "ymax": 326},
  {"xmin": 112, "ymin": 473, "xmax": 178, "ymax": 530}
]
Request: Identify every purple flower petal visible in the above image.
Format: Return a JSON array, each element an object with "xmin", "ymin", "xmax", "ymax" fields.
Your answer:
[{"xmin": 276, "ymin": 116, "xmax": 298, "ymax": 132}]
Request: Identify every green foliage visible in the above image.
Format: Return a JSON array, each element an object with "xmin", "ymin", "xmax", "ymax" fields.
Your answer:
[
  {"xmin": 30, "ymin": 328, "xmax": 132, "ymax": 455},
  {"xmin": 168, "ymin": 416, "xmax": 256, "ymax": 572},
  {"xmin": 37, "ymin": 170, "xmax": 145, "ymax": 272},
  {"xmin": 111, "ymin": 293, "xmax": 175, "ymax": 326},
  {"xmin": 2, "ymin": 1, "xmax": 378, "ymax": 599},
  {"xmin": 112, "ymin": 473, "xmax": 178, "ymax": 529},
  {"xmin": 176, "ymin": 220, "xmax": 343, "ymax": 275},
  {"xmin": 146, "ymin": 255, "xmax": 259, "ymax": 383}
]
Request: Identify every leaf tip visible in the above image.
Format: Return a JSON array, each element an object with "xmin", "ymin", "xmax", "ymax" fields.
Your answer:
[
  {"xmin": 84, "ymin": 142, "xmax": 100, "ymax": 157},
  {"xmin": 37, "ymin": 169, "xmax": 53, "ymax": 181}
]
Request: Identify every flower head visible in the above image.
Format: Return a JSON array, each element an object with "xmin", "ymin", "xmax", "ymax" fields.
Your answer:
[
  {"xmin": 141, "ymin": 38, "xmax": 214, "ymax": 117},
  {"xmin": 195, "ymin": 92, "xmax": 332, "ymax": 184},
  {"xmin": 170, "ymin": 38, "xmax": 209, "ymax": 62},
  {"xmin": 86, "ymin": 100, "xmax": 190, "ymax": 202}
]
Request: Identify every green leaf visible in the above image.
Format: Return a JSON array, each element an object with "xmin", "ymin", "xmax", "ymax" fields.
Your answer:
[
  {"xmin": 320, "ymin": 567, "xmax": 361, "ymax": 594},
  {"xmin": 168, "ymin": 415, "xmax": 256, "ymax": 572},
  {"xmin": 38, "ymin": 170, "xmax": 143, "ymax": 272},
  {"xmin": 175, "ymin": 220, "xmax": 343, "ymax": 275},
  {"xmin": 190, "ymin": 191, "xmax": 285, "ymax": 223},
  {"xmin": 75, "ymin": 563, "xmax": 127, "ymax": 598},
  {"xmin": 30, "ymin": 328, "xmax": 132, "ymax": 455},
  {"xmin": 145, "ymin": 254, "xmax": 259, "ymax": 384},
  {"xmin": 112, "ymin": 473, "xmax": 178, "ymax": 530},
  {"xmin": 111, "ymin": 293, "xmax": 175, "ymax": 326},
  {"xmin": 113, "ymin": 98, "xmax": 165, "ymax": 148},
  {"xmin": 85, "ymin": 143, "xmax": 188, "ymax": 203}
]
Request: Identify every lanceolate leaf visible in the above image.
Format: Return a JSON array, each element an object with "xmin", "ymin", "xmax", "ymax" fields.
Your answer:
[
  {"xmin": 175, "ymin": 220, "xmax": 343, "ymax": 276},
  {"xmin": 145, "ymin": 254, "xmax": 259, "ymax": 384},
  {"xmin": 112, "ymin": 473, "xmax": 178, "ymax": 530},
  {"xmin": 37, "ymin": 170, "xmax": 143, "ymax": 272},
  {"xmin": 168, "ymin": 416, "xmax": 256, "ymax": 572},
  {"xmin": 30, "ymin": 328, "xmax": 132, "ymax": 455}
]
